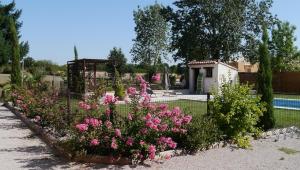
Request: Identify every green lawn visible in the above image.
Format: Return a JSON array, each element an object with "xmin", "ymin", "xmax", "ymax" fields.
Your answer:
[{"xmin": 274, "ymin": 94, "xmax": 300, "ymax": 100}]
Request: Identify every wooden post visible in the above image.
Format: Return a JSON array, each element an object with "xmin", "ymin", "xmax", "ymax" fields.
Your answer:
[{"xmin": 207, "ymin": 92, "xmax": 211, "ymax": 114}]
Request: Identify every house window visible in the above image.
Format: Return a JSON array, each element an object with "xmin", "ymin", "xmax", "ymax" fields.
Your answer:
[{"xmin": 205, "ymin": 67, "xmax": 213, "ymax": 78}]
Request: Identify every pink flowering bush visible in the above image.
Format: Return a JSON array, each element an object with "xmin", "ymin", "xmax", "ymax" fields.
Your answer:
[
  {"xmin": 70, "ymin": 75, "xmax": 193, "ymax": 162},
  {"xmin": 151, "ymin": 73, "xmax": 161, "ymax": 82}
]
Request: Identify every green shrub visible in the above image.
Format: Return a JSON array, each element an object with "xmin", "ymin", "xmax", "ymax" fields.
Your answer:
[
  {"xmin": 209, "ymin": 82, "xmax": 265, "ymax": 148},
  {"xmin": 169, "ymin": 75, "xmax": 176, "ymax": 86},
  {"xmin": 182, "ymin": 115, "xmax": 221, "ymax": 152},
  {"xmin": 113, "ymin": 68, "xmax": 125, "ymax": 100}
]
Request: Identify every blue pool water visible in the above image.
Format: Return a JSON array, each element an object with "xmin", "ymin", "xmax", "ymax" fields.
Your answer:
[{"xmin": 273, "ymin": 98, "xmax": 300, "ymax": 110}]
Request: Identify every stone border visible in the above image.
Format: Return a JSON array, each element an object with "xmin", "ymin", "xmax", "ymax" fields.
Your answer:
[{"xmin": 4, "ymin": 102, "xmax": 132, "ymax": 165}]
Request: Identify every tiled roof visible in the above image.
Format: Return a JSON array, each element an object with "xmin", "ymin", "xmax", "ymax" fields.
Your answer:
[
  {"xmin": 188, "ymin": 60, "xmax": 238, "ymax": 70},
  {"xmin": 188, "ymin": 60, "xmax": 218, "ymax": 65}
]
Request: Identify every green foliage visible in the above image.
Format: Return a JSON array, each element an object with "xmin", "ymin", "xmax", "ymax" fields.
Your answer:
[
  {"xmin": 106, "ymin": 47, "xmax": 127, "ymax": 75},
  {"xmin": 257, "ymin": 26, "xmax": 275, "ymax": 130},
  {"xmin": 182, "ymin": 115, "xmax": 221, "ymax": 152},
  {"xmin": 0, "ymin": 1, "xmax": 29, "ymax": 66},
  {"xmin": 234, "ymin": 135, "xmax": 251, "ymax": 149},
  {"xmin": 8, "ymin": 17, "xmax": 21, "ymax": 87},
  {"xmin": 164, "ymin": 0, "xmax": 275, "ymax": 65},
  {"xmin": 270, "ymin": 21, "xmax": 300, "ymax": 72},
  {"xmin": 169, "ymin": 75, "xmax": 176, "ymax": 87},
  {"xmin": 131, "ymin": 3, "xmax": 169, "ymax": 66},
  {"xmin": 209, "ymin": 81, "xmax": 265, "ymax": 146},
  {"xmin": 113, "ymin": 68, "xmax": 125, "ymax": 100},
  {"xmin": 196, "ymin": 73, "xmax": 203, "ymax": 94},
  {"xmin": 74, "ymin": 45, "xmax": 78, "ymax": 60}
]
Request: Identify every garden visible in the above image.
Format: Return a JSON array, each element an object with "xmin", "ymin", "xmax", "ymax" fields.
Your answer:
[{"xmin": 4, "ymin": 72, "xmax": 298, "ymax": 164}]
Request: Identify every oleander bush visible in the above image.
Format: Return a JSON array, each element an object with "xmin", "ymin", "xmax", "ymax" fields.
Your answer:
[{"xmin": 11, "ymin": 75, "xmax": 193, "ymax": 162}]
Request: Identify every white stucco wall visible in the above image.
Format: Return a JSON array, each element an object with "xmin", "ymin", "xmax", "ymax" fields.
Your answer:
[
  {"xmin": 202, "ymin": 65, "xmax": 218, "ymax": 93},
  {"xmin": 188, "ymin": 62, "xmax": 238, "ymax": 94},
  {"xmin": 217, "ymin": 63, "xmax": 238, "ymax": 89}
]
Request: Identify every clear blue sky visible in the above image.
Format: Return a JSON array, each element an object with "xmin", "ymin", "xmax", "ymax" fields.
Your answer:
[{"xmin": 2, "ymin": 0, "xmax": 300, "ymax": 65}]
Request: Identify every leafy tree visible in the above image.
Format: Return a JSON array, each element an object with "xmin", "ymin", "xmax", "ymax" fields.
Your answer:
[
  {"xmin": 8, "ymin": 17, "xmax": 21, "ymax": 86},
  {"xmin": 0, "ymin": 1, "xmax": 29, "ymax": 66},
  {"xmin": 164, "ymin": 0, "xmax": 275, "ymax": 64},
  {"xmin": 131, "ymin": 3, "xmax": 169, "ymax": 66},
  {"xmin": 257, "ymin": 26, "xmax": 275, "ymax": 130},
  {"xmin": 270, "ymin": 21, "xmax": 300, "ymax": 72},
  {"xmin": 106, "ymin": 47, "xmax": 127, "ymax": 75},
  {"xmin": 23, "ymin": 57, "xmax": 35, "ymax": 69},
  {"xmin": 74, "ymin": 45, "xmax": 78, "ymax": 60}
]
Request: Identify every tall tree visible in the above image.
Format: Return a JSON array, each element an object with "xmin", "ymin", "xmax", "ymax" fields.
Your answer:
[
  {"xmin": 165, "ymin": 0, "xmax": 275, "ymax": 65},
  {"xmin": 270, "ymin": 21, "xmax": 300, "ymax": 72},
  {"xmin": 74, "ymin": 45, "xmax": 78, "ymax": 60},
  {"xmin": 8, "ymin": 17, "xmax": 21, "ymax": 86},
  {"xmin": 131, "ymin": 3, "xmax": 169, "ymax": 66},
  {"xmin": 257, "ymin": 26, "xmax": 275, "ymax": 130},
  {"xmin": 0, "ymin": 1, "xmax": 29, "ymax": 66},
  {"xmin": 106, "ymin": 47, "xmax": 127, "ymax": 75}
]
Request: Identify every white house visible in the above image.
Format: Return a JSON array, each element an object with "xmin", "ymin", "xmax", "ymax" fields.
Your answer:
[{"xmin": 188, "ymin": 60, "xmax": 238, "ymax": 94}]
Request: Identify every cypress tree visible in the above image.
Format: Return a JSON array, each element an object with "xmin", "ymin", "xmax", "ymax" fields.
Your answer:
[
  {"xmin": 8, "ymin": 17, "xmax": 21, "ymax": 87},
  {"xmin": 257, "ymin": 26, "xmax": 275, "ymax": 130},
  {"xmin": 74, "ymin": 45, "xmax": 78, "ymax": 60}
]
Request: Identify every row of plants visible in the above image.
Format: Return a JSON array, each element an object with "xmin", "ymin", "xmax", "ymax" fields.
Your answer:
[{"xmin": 8, "ymin": 75, "xmax": 266, "ymax": 163}]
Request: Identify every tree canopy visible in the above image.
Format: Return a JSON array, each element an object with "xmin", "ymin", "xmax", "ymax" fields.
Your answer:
[
  {"xmin": 270, "ymin": 21, "xmax": 300, "ymax": 72},
  {"xmin": 164, "ymin": 0, "xmax": 276, "ymax": 65},
  {"xmin": 106, "ymin": 47, "xmax": 127, "ymax": 75},
  {"xmin": 131, "ymin": 3, "xmax": 169, "ymax": 66},
  {"xmin": 0, "ymin": 1, "xmax": 29, "ymax": 66}
]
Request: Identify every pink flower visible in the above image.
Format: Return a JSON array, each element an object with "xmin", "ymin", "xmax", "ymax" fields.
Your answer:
[
  {"xmin": 126, "ymin": 137, "xmax": 134, "ymax": 146},
  {"xmin": 144, "ymin": 113, "xmax": 152, "ymax": 120},
  {"xmin": 183, "ymin": 115, "xmax": 192, "ymax": 124},
  {"xmin": 171, "ymin": 127, "xmax": 180, "ymax": 133},
  {"xmin": 104, "ymin": 95, "xmax": 117, "ymax": 105},
  {"xmin": 151, "ymin": 73, "xmax": 160, "ymax": 81},
  {"xmin": 148, "ymin": 145, "xmax": 156, "ymax": 159},
  {"xmin": 128, "ymin": 113, "xmax": 133, "ymax": 121},
  {"xmin": 172, "ymin": 107, "xmax": 181, "ymax": 117},
  {"xmin": 168, "ymin": 141, "xmax": 177, "ymax": 149},
  {"xmin": 149, "ymin": 153, "xmax": 155, "ymax": 160},
  {"xmin": 152, "ymin": 117, "xmax": 161, "ymax": 124},
  {"xmin": 148, "ymin": 103, "xmax": 157, "ymax": 111},
  {"xmin": 84, "ymin": 118, "xmax": 90, "ymax": 124},
  {"xmin": 159, "ymin": 104, "xmax": 168, "ymax": 111},
  {"xmin": 105, "ymin": 120, "xmax": 112, "ymax": 129},
  {"xmin": 90, "ymin": 139, "xmax": 99, "ymax": 146},
  {"xmin": 75, "ymin": 123, "xmax": 88, "ymax": 132},
  {"xmin": 139, "ymin": 140, "xmax": 145, "ymax": 145},
  {"xmin": 127, "ymin": 87, "xmax": 137, "ymax": 95},
  {"xmin": 111, "ymin": 137, "xmax": 118, "ymax": 149},
  {"xmin": 159, "ymin": 124, "xmax": 168, "ymax": 132},
  {"xmin": 115, "ymin": 128, "xmax": 122, "ymax": 137},
  {"xmin": 89, "ymin": 118, "xmax": 102, "ymax": 128}
]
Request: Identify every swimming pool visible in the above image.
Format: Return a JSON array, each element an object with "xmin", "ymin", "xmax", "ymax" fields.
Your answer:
[{"xmin": 274, "ymin": 98, "xmax": 300, "ymax": 110}]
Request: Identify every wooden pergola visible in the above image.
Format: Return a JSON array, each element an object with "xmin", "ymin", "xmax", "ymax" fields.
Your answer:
[{"xmin": 67, "ymin": 58, "xmax": 109, "ymax": 94}]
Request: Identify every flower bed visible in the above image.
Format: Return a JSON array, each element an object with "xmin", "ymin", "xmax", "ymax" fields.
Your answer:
[{"xmin": 8, "ymin": 76, "xmax": 193, "ymax": 164}]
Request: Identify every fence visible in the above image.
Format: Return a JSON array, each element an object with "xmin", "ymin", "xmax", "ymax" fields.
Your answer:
[
  {"xmin": 239, "ymin": 72, "xmax": 300, "ymax": 94},
  {"xmin": 66, "ymin": 90, "xmax": 300, "ymax": 129}
]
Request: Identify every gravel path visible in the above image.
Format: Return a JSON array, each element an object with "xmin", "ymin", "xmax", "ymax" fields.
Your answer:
[{"xmin": 0, "ymin": 103, "xmax": 300, "ymax": 170}]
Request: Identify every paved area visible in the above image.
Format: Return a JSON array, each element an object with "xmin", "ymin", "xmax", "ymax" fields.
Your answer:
[{"xmin": 1, "ymin": 103, "xmax": 300, "ymax": 170}]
